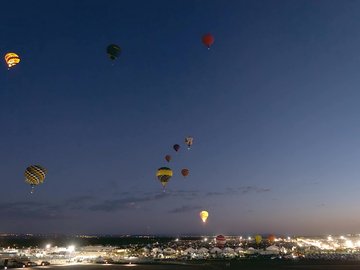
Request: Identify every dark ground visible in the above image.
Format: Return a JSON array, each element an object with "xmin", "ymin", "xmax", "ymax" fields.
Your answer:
[{"xmin": 20, "ymin": 260, "xmax": 360, "ymax": 270}]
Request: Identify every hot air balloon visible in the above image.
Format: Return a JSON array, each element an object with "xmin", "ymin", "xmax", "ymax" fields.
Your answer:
[
  {"xmin": 202, "ymin": 33, "xmax": 214, "ymax": 49},
  {"xmin": 185, "ymin": 136, "xmax": 193, "ymax": 150},
  {"xmin": 173, "ymin": 144, "xmax": 180, "ymax": 152},
  {"xmin": 156, "ymin": 167, "xmax": 173, "ymax": 189},
  {"xmin": 165, "ymin": 155, "xmax": 171, "ymax": 162},
  {"xmin": 181, "ymin": 168, "xmax": 189, "ymax": 178},
  {"xmin": 255, "ymin": 235, "xmax": 262, "ymax": 244},
  {"xmin": 5, "ymin": 52, "xmax": 20, "ymax": 69},
  {"xmin": 200, "ymin": 210, "xmax": 209, "ymax": 223},
  {"xmin": 107, "ymin": 44, "xmax": 121, "ymax": 60},
  {"xmin": 216, "ymin": 235, "xmax": 226, "ymax": 248},
  {"xmin": 24, "ymin": 165, "xmax": 47, "ymax": 194},
  {"xmin": 268, "ymin": 234, "xmax": 276, "ymax": 243}
]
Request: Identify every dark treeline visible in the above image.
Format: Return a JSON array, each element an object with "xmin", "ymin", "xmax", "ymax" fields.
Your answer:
[{"xmin": 0, "ymin": 235, "xmax": 202, "ymax": 248}]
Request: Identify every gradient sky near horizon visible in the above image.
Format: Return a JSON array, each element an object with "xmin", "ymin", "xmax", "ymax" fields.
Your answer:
[{"xmin": 1, "ymin": 0, "xmax": 360, "ymax": 236}]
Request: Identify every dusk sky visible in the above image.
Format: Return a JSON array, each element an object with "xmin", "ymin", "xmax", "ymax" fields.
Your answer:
[{"xmin": 2, "ymin": 0, "xmax": 360, "ymax": 236}]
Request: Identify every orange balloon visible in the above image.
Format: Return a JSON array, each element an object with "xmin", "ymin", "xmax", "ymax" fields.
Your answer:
[
  {"xmin": 268, "ymin": 234, "xmax": 276, "ymax": 242},
  {"xmin": 181, "ymin": 168, "xmax": 189, "ymax": 177},
  {"xmin": 202, "ymin": 33, "xmax": 214, "ymax": 49}
]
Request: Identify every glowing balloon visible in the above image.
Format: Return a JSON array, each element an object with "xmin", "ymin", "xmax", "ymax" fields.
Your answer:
[
  {"xmin": 268, "ymin": 234, "xmax": 276, "ymax": 243},
  {"xmin": 200, "ymin": 210, "xmax": 209, "ymax": 223},
  {"xmin": 255, "ymin": 235, "xmax": 262, "ymax": 244},
  {"xmin": 5, "ymin": 52, "xmax": 20, "ymax": 68},
  {"xmin": 24, "ymin": 165, "xmax": 47, "ymax": 193}
]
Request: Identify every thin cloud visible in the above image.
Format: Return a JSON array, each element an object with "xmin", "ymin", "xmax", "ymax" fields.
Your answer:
[
  {"xmin": 89, "ymin": 193, "xmax": 168, "ymax": 212},
  {"xmin": 238, "ymin": 186, "xmax": 271, "ymax": 194},
  {"xmin": 206, "ymin": 186, "xmax": 271, "ymax": 196},
  {"xmin": 168, "ymin": 205, "xmax": 202, "ymax": 214},
  {"xmin": 0, "ymin": 201, "xmax": 67, "ymax": 220}
]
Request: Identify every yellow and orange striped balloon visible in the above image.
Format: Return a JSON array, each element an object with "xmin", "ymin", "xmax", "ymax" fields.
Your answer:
[{"xmin": 5, "ymin": 52, "xmax": 20, "ymax": 68}]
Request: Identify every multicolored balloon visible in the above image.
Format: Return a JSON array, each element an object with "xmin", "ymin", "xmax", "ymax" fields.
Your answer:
[
  {"xmin": 5, "ymin": 52, "xmax": 20, "ymax": 69},
  {"xmin": 185, "ymin": 136, "xmax": 193, "ymax": 149},
  {"xmin": 216, "ymin": 235, "xmax": 226, "ymax": 248},
  {"xmin": 156, "ymin": 167, "xmax": 173, "ymax": 189},
  {"xmin": 24, "ymin": 165, "xmax": 47, "ymax": 193}
]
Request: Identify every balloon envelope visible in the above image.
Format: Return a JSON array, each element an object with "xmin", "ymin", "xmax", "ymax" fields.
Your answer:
[
  {"xmin": 185, "ymin": 136, "xmax": 193, "ymax": 149},
  {"xmin": 181, "ymin": 168, "xmax": 189, "ymax": 177},
  {"xmin": 268, "ymin": 234, "xmax": 276, "ymax": 242},
  {"xmin": 107, "ymin": 44, "xmax": 121, "ymax": 60},
  {"xmin": 202, "ymin": 33, "xmax": 214, "ymax": 48},
  {"xmin": 255, "ymin": 235, "xmax": 262, "ymax": 244},
  {"xmin": 200, "ymin": 210, "xmax": 209, "ymax": 223},
  {"xmin": 165, "ymin": 155, "xmax": 171, "ymax": 162},
  {"xmin": 5, "ymin": 52, "xmax": 20, "ymax": 68},
  {"xmin": 173, "ymin": 144, "xmax": 180, "ymax": 152},
  {"xmin": 24, "ymin": 165, "xmax": 47, "ymax": 193},
  {"xmin": 156, "ymin": 167, "xmax": 173, "ymax": 188},
  {"xmin": 216, "ymin": 235, "xmax": 226, "ymax": 247}
]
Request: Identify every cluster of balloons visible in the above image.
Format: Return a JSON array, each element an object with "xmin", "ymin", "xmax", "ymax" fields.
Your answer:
[
  {"xmin": 5, "ymin": 34, "xmax": 214, "ymax": 197},
  {"xmin": 254, "ymin": 234, "xmax": 276, "ymax": 244},
  {"xmin": 156, "ymin": 136, "xmax": 194, "ymax": 190},
  {"xmin": 4, "ymin": 33, "xmax": 214, "ymax": 69}
]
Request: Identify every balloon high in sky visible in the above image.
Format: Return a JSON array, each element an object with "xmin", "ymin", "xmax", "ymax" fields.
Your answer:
[{"xmin": 5, "ymin": 52, "xmax": 20, "ymax": 68}]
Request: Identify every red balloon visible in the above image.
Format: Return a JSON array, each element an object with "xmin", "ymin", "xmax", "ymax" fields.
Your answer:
[
  {"xmin": 181, "ymin": 168, "xmax": 189, "ymax": 177},
  {"xmin": 165, "ymin": 155, "xmax": 171, "ymax": 162},
  {"xmin": 216, "ymin": 235, "xmax": 226, "ymax": 247},
  {"xmin": 202, "ymin": 33, "xmax": 214, "ymax": 49}
]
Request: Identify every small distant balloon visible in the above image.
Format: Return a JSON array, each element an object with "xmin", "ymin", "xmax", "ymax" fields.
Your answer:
[
  {"xmin": 173, "ymin": 144, "xmax": 180, "ymax": 152},
  {"xmin": 5, "ymin": 52, "xmax": 20, "ymax": 69},
  {"xmin": 24, "ymin": 165, "xmax": 47, "ymax": 194},
  {"xmin": 255, "ymin": 235, "xmax": 262, "ymax": 244},
  {"xmin": 268, "ymin": 234, "xmax": 276, "ymax": 243},
  {"xmin": 185, "ymin": 136, "xmax": 193, "ymax": 150},
  {"xmin": 165, "ymin": 155, "xmax": 171, "ymax": 162},
  {"xmin": 106, "ymin": 44, "xmax": 121, "ymax": 60},
  {"xmin": 202, "ymin": 33, "xmax": 214, "ymax": 49},
  {"xmin": 200, "ymin": 210, "xmax": 209, "ymax": 223},
  {"xmin": 181, "ymin": 168, "xmax": 189, "ymax": 177}
]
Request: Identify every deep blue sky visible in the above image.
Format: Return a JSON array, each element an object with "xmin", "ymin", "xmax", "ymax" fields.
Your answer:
[{"xmin": 1, "ymin": 0, "xmax": 360, "ymax": 236}]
